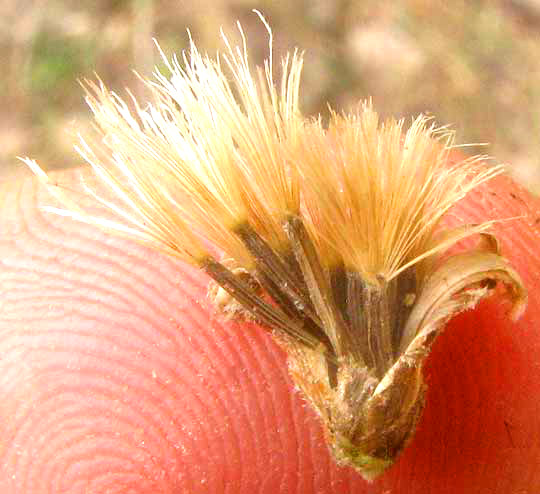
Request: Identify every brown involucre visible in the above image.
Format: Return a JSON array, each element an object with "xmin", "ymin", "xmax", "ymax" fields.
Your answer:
[{"xmin": 22, "ymin": 14, "xmax": 527, "ymax": 480}]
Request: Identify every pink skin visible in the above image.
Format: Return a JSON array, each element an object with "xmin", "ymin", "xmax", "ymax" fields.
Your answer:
[{"xmin": 0, "ymin": 168, "xmax": 539, "ymax": 493}]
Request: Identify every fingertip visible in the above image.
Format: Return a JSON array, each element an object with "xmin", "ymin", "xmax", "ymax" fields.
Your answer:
[{"xmin": 2, "ymin": 168, "xmax": 540, "ymax": 493}]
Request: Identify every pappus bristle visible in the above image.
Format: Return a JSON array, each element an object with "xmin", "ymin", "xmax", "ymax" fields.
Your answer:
[{"xmin": 292, "ymin": 106, "xmax": 504, "ymax": 284}]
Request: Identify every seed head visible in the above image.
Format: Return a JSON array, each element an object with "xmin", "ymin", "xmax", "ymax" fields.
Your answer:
[{"xmin": 22, "ymin": 13, "xmax": 527, "ymax": 480}]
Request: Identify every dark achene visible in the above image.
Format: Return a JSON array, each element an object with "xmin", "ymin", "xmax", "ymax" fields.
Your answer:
[{"xmin": 205, "ymin": 215, "xmax": 525, "ymax": 479}]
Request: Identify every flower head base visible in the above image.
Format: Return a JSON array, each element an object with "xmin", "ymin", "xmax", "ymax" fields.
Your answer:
[{"xmin": 23, "ymin": 14, "xmax": 527, "ymax": 480}]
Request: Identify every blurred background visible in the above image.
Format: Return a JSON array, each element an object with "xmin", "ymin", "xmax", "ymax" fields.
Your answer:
[{"xmin": 1, "ymin": 0, "xmax": 540, "ymax": 194}]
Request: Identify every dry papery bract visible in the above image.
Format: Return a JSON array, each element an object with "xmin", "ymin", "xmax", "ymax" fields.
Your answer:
[{"xmin": 22, "ymin": 17, "xmax": 527, "ymax": 480}]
